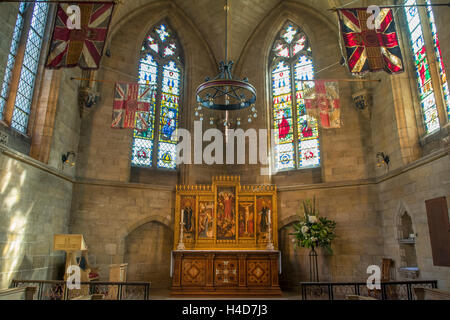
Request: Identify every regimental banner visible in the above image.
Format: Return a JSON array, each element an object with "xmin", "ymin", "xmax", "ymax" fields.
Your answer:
[
  {"xmin": 46, "ymin": 2, "xmax": 114, "ymax": 69},
  {"xmin": 304, "ymin": 80, "xmax": 341, "ymax": 129},
  {"xmin": 338, "ymin": 8, "xmax": 404, "ymax": 74},
  {"xmin": 174, "ymin": 176, "xmax": 278, "ymax": 250},
  {"xmin": 112, "ymin": 83, "xmax": 152, "ymax": 129}
]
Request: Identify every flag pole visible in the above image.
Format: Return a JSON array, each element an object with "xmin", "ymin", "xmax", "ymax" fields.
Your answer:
[
  {"xmin": 297, "ymin": 78, "xmax": 381, "ymax": 83},
  {"xmin": 70, "ymin": 77, "xmax": 156, "ymax": 88},
  {"xmin": 329, "ymin": 3, "xmax": 450, "ymax": 11}
]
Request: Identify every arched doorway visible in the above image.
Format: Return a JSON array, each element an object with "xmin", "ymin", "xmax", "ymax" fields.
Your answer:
[{"xmin": 124, "ymin": 221, "xmax": 173, "ymax": 289}]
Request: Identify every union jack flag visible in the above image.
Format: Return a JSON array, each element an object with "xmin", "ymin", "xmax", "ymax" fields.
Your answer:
[
  {"xmin": 112, "ymin": 83, "xmax": 152, "ymax": 130},
  {"xmin": 304, "ymin": 81, "xmax": 341, "ymax": 129},
  {"xmin": 338, "ymin": 8, "xmax": 404, "ymax": 74},
  {"xmin": 46, "ymin": 2, "xmax": 114, "ymax": 69}
]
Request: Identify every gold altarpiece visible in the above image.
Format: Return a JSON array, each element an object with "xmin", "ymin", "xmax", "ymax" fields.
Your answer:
[
  {"xmin": 174, "ymin": 176, "xmax": 278, "ymax": 250},
  {"xmin": 171, "ymin": 176, "xmax": 281, "ymax": 296}
]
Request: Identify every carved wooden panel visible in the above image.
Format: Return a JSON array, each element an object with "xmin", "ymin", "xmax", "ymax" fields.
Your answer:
[
  {"xmin": 247, "ymin": 260, "xmax": 270, "ymax": 286},
  {"xmin": 214, "ymin": 259, "xmax": 238, "ymax": 286},
  {"xmin": 181, "ymin": 259, "xmax": 206, "ymax": 286},
  {"xmin": 172, "ymin": 251, "xmax": 281, "ymax": 296}
]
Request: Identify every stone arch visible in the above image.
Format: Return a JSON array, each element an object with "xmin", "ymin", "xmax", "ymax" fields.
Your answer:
[
  {"xmin": 395, "ymin": 201, "xmax": 419, "ymax": 276},
  {"xmin": 122, "ymin": 219, "xmax": 174, "ymax": 288},
  {"xmin": 279, "ymin": 214, "xmax": 301, "ymax": 230},
  {"xmin": 107, "ymin": 0, "xmax": 216, "ymax": 74}
]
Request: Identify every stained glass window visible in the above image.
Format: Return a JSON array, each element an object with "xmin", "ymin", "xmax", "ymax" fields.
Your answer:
[
  {"xmin": 0, "ymin": 3, "xmax": 27, "ymax": 121},
  {"xmin": 131, "ymin": 21, "xmax": 183, "ymax": 169},
  {"xmin": 404, "ymin": 0, "xmax": 440, "ymax": 134},
  {"xmin": 426, "ymin": 0, "xmax": 450, "ymax": 120},
  {"xmin": 270, "ymin": 22, "xmax": 320, "ymax": 171}
]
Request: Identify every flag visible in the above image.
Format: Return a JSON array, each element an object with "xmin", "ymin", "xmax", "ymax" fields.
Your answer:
[
  {"xmin": 304, "ymin": 80, "xmax": 341, "ymax": 129},
  {"xmin": 112, "ymin": 83, "xmax": 152, "ymax": 130},
  {"xmin": 338, "ymin": 8, "xmax": 404, "ymax": 74},
  {"xmin": 46, "ymin": 2, "xmax": 114, "ymax": 69}
]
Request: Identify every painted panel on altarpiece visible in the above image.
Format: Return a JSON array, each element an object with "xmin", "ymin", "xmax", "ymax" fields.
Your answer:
[
  {"xmin": 256, "ymin": 197, "xmax": 272, "ymax": 241},
  {"xmin": 217, "ymin": 187, "xmax": 236, "ymax": 240},
  {"xmin": 198, "ymin": 201, "xmax": 214, "ymax": 239},
  {"xmin": 238, "ymin": 202, "xmax": 255, "ymax": 238},
  {"xmin": 181, "ymin": 196, "xmax": 195, "ymax": 239}
]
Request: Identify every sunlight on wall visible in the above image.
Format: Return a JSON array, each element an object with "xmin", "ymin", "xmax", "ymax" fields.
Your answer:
[{"xmin": 0, "ymin": 158, "xmax": 32, "ymax": 289}]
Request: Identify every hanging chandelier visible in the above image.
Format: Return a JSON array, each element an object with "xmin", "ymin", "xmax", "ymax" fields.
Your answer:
[{"xmin": 195, "ymin": 0, "xmax": 257, "ymax": 127}]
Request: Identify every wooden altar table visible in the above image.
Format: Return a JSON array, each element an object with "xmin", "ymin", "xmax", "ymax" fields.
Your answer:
[{"xmin": 171, "ymin": 250, "xmax": 282, "ymax": 296}]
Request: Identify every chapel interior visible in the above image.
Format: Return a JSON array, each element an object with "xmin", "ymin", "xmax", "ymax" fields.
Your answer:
[{"xmin": 0, "ymin": 0, "xmax": 449, "ymax": 300}]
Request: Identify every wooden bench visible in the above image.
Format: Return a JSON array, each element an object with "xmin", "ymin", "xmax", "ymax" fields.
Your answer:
[
  {"xmin": 414, "ymin": 287, "xmax": 450, "ymax": 300},
  {"xmin": 0, "ymin": 287, "xmax": 36, "ymax": 300}
]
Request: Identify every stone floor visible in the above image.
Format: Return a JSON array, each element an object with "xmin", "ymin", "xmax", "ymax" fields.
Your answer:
[{"xmin": 149, "ymin": 289, "xmax": 301, "ymax": 300}]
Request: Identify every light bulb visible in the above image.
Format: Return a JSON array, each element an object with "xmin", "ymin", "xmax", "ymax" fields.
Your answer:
[
  {"xmin": 253, "ymin": 113, "xmax": 257, "ymax": 118},
  {"xmin": 251, "ymin": 107, "xmax": 256, "ymax": 112},
  {"xmin": 200, "ymin": 117, "xmax": 203, "ymax": 121},
  {"xmin": 248, "ymin": 118, "xmax": 252, "ymax": 123},
  {"xmin": 237, "ymin": 120, "xmax": 241, "ymax": 126},
  {"xmin": 240, "ymin": 101, "xmax": 245, "ymax": 108},
  {"xmin": 198, "ymin": 105, "xmax": 202, "ymax": 111},
  {"xmin": 210, "ymin": 120, "xmax": 214, "ymax": 125},
  {"xmin": 195, "ymin": 111, "xmax": 199, "ymax": 116}
]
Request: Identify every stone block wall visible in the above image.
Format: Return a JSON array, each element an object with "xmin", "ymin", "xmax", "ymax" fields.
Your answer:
[
  {"xmin": 379, "ymin": 152, "xmax": 450, "ymax": 289},
  {"xmin": 0, "ymin": 150, "xmax": 72, "ymax": 289}
]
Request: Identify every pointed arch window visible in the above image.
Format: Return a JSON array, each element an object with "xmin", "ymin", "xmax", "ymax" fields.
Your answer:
[
  {"xmin": 0, "ymin": 2, "xmax": 50, "ymax": 134},
  {"xmin": 404, "ymin": 0, "xmax": 450, "ymax": 134},
  {"xmin": 131, "ymin": 21, "xmax": 183, "ymax": 169},
  {"xmin": 270, "ymin": 22, "xmax": 320, "ymax": 172}
]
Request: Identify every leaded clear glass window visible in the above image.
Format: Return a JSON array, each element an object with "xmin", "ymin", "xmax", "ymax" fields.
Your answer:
[
  {"xmin": 270, "ymin": 21, "xmax": 320, "ymax": 172},
  {"xmin": 131, "ymin": 21, "xmax": 183, "ymax": 170},
  {"xmin": 0, "ymin": 2, "xmax": 49, "ymax": 133}
]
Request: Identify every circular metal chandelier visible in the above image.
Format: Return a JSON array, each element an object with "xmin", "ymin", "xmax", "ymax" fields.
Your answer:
[
  {"xmin": 195, "ymin": 0, "xmax": 257, "ymax": 127},
  {"xmin": 196, "ymin": 61, "xmax": 256, "ymax": 111}
]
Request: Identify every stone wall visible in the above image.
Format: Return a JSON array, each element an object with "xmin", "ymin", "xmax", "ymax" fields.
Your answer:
[
  {"xmin": 379, "ymin": 151, "xmax": 450, "ymax": 290},
  {"xmin": 0, "ymin": 0, "xmax": 448, "ymax": 292},
  {"xmin": 0, "ymin": 149, "xmax": 73, "ymax": 289},
  {"xmin": 69, "ymin": 182, "xmax": 174, "ymax": 282}
]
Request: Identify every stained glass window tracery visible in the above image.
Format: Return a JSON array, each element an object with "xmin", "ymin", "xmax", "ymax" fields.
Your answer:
[
  {"xmin": 404, "ymin": 0, "xmax": 440, "ymax": 134},
  {"xmin": 270, "ymin": 21, "xmax": 320, "ymax": 171},
  {"xmin": 131, "ymin": 21, "xmax": 183, "ymax": 169}
]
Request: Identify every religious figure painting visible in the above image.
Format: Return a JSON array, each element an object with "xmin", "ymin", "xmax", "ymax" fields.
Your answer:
[
  {"xmin": 217, "ymin": 188, "xmax": 236, "ymax": 240},
  {"xmin": 198, "ymin": 201, "xmax": 214, "ymax": 239},
  {"xmin": 238, "ymin": 202, "xmax": 255, "ymax": 238},
  {"xmin": 256, "ymin": 197, "xmax": 272, "ymax": 241},
  {"xmin": 180, "ymin": 197, "xmax": 195, "ymax": 236}
]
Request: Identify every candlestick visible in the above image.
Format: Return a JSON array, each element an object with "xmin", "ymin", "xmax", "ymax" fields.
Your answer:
[
  {"xmin": 266, "ymin": 209, "xmax": 274, "ymax": 250},
  {"xmin": 177, "ymin": 209, "xmax": 185, "ymax": 250}
]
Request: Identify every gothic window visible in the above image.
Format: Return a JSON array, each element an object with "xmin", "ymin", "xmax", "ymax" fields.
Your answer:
[
  {"xmin": 425, "ymin": 0, "xmax": 450, "ymax": 121},
  {"xmin": 270, "ymin": 21, "xmax": 320, "ymax": 172},
  {"xmin": 404, "ymin": 0, "xmax": 449, "ymax": 134},
  {"xmin": 131, "ymin": 21, "xmax": 183, "ymax": 169},
  {"xmin": 0, "ymin": 2, "xmax": 49, "ymax": 134}
]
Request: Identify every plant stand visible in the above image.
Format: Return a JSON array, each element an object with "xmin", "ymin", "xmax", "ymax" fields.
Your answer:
[{"xmin": 309, "ymin": 247, "xmax": 319, "ymax": 282}]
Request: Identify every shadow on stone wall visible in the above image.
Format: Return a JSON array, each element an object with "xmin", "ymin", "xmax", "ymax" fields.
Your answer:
[{"xmin": 124, "ymin": 221, "xmax": 173, "ymax": 289}]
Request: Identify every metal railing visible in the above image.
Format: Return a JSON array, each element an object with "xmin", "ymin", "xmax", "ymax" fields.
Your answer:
[
  {"xmin": 11, "ymin": 280, "xmax": 151, "ymax": 300},
  {"xmin": 300, "ymin": 280, "xmax": 438, "ymax": 300}
]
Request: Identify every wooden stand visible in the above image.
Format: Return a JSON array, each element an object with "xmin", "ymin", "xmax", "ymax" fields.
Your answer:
[{"xmin": 171, "ymin": 250, "xmax": 281, "ymax": 296}]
